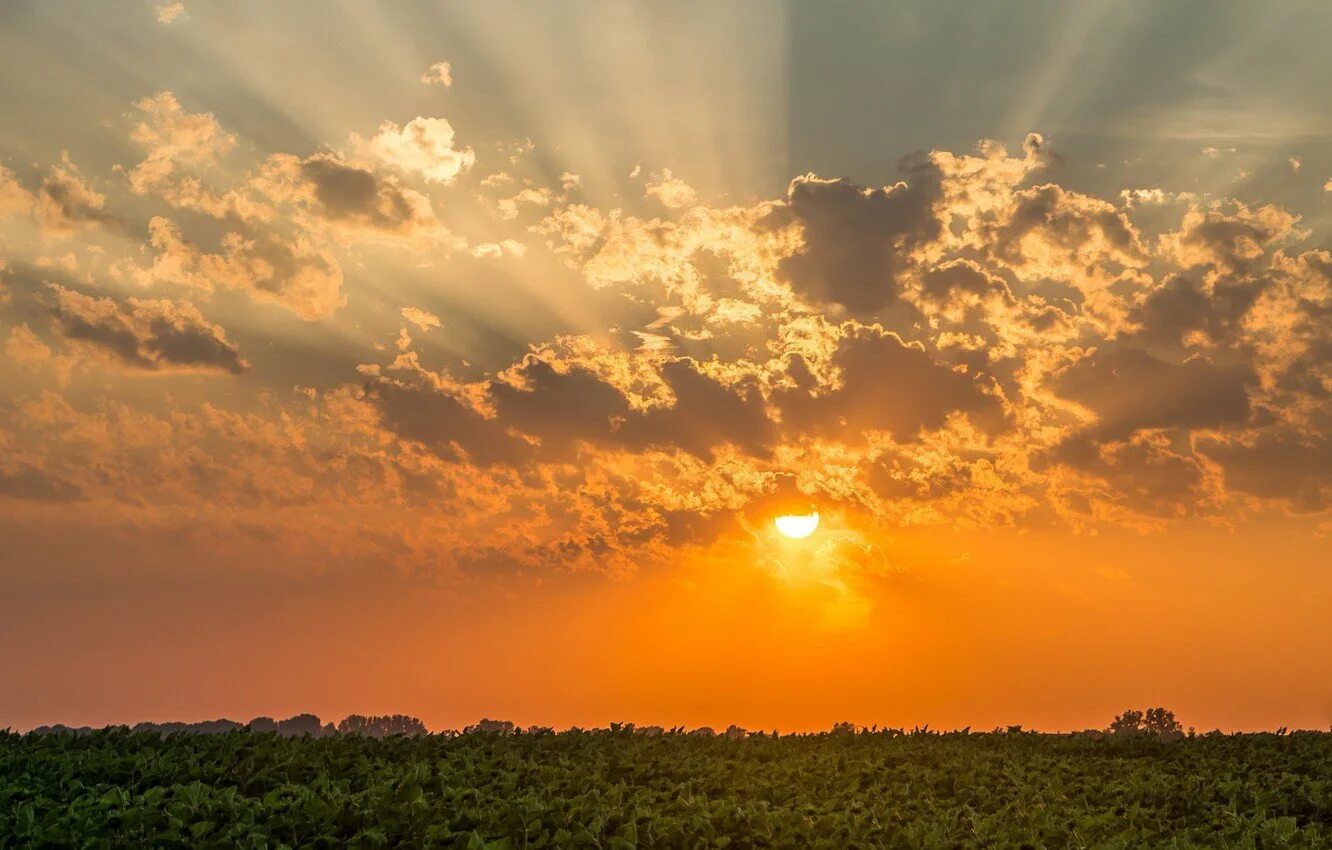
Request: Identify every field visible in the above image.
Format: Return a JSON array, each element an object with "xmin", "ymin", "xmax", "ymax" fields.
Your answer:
[{"xmin": 4, "ymin": 728, "xmax": 1332, "ymax": 848}]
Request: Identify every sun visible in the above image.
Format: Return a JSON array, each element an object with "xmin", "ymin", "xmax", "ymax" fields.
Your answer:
[{"xmin": 774, "ymin": 512, "xmax": 820, "ymax": 539}]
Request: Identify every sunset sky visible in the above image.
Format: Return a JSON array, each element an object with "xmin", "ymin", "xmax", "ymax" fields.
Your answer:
[{"xmin": 2, "ymin": 0, "xmax": 1331, "ymax": 734}]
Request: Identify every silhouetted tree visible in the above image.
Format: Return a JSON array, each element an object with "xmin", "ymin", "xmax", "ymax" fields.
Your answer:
[
  {"xmin": 276, "ymin": 713, "xmax": 323, "ymax": 737},
  {"xmin": 1110, "ymin": 707, "xmax": 1183, "ymax": 738},
  {"xmin": 337, "ymin": 714, "xmax": 428, "ymax": 737},
  {"xmin": 1143, "ymin": 707, "xmax": 1182, "ymax": 736},
  {"xmin": 247, "ymin": 717, "xmax": 279, "ymax": 733},
  {"xmin": 1109, "ymin": 709, "xmax": 1145, "ymax": 735}
]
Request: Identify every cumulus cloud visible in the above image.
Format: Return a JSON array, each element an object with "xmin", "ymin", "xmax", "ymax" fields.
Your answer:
[
  {"xmin": 1161, "ymin": 201, "xmax": 1301, "ymax": 274},
  {"xmin": 36, "ymin": 154, "xmax": 116, "ymax": 231},
  {"xmin": 155, "ymin": 2, "xmax": 186, "ymax": 24},
  {"xmin": 471, "ymin": 239, "xmax": 526, "ymax": 258},
  {"xmin": 645, "ymin": 169, "xmax": 698, "ymax": 209},
  {"xmin": 420, "ymin": 61, "xmax": 453, "ymax": 87},
  {"xmin": 131, "ymin": 216, "xmax": 345, "ymax": 320},
  {"xmin": 1052, "ymin": 348, "xmax": 1252, "ymax": 440},
  {"xmin": 401, "ymin": 306, "xmax": 441, "ymax": 332},
  {"xmin": 0, "ymin": 462, "xmax": 82, "ymax": 502},
  {"xmin": 6, "ymin": 324, "xmax": 53, "ymax": 368},
  {"xmin": 48, "ymin": 285, "xmax": 248, "ymax": 374},
  {"xmin": 765, "ymin": 164, "xmax": 943, "ymax": 316},
  {"xmin": 291, "ymin": 153, "xmax": 436, "ymax": 232},
  {"xmin": 124, "ymin": 92, "xmax": 254, "ymax": 218},
  {"xmin": 0, "ymin": 165, "xmax": 35, "ymax": 219},
  {"xmin": 355, "ymin": 117, "xmax": 475, "ymax": 184},
  {"xmin": 5, "ymin": 119, "xmax": 1332, "ymax": 570},
  {"xmin": 776, "ymin": 323, "xmax": 1004, "ymax": 442}
]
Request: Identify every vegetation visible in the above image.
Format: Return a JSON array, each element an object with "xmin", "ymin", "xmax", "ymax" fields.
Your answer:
[{"xmin": 5, "ymin": 714, "xmax": 1332, "ymax": 848}]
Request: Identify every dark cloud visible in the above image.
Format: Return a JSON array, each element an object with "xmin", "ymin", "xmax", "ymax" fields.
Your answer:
[
  {"xmin": 1198, "ymin": 431, "xmax": 1332, "ymax": 513},
  {"xmin": 365, "ymin": 378, "xmax": 508, "ymax": 464},
  {"xmin": 1044, "ymin": 434, "xmax": 1205, "ymax": 516},
  {"xmin": 492, "ymin": 356, "xmax": 774, "ymax": 460},
  {"xmin": 626, "ymin": 360, "xmax": 772, "ymax": 458},
  {"xmin": 1052, "ymin": 348, "xmax": 1253, "ymax": 441},
  {"xmin": 0, "ymin": 463, "xmax": 82, "ymax": 502},
  {"xmin": 1168, "ymin": 203, "xmax": 1297, "ymax": 274},
  {"xmin": 977, "ymin": 183, "xmax": 1144, "ymax": 275},
  {"xmin": 298, "ymin": 154, "xmax": 435, "ymax": 232},
  {"xmin": 36, "ymin": 158, "xmax": 118, "ymax": 231},
  {"xmin": 917, "ymin": 258, "xmax": 1013, "ymax": 305},
  {"xmin": 143, "ymin": 216, "xmax": 345, "ymax": 321},
  {"xmin": 1121, "ymin": 274, "xmax": 1264, "ymax": 350},
  {"xmin": 49, "ymin": 286, "xmax": 248, "ymax": 374},
  {"xmin": 776, "ymin": 324, "xmax": 1004, "ymax": 441},
  {"xmin": 766, "ymin": 157, "xmax": 942, "ymax": 316},
  {"xmin": 370, "ymin": 355, "xmax": 775, "ymax": 466}
]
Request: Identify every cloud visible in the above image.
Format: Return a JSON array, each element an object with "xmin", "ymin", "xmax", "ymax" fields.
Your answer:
[
  {"xmin": 1198, "ymin": 430, "xmax": 1332, "ymax": 512},
  {"xmin": 972, "ymin": 183, "xmax": 1147, "ymax": 280},
  {"xmin": 401, "ymin": 307, "xmax": 441, "ymax": 332},
  {"xmin": 420, "ymin": 61, "xmax": 453, "ymax": 87},
  {"xmin": 366, "ymin": 343, "xmax": 776, "ymax": 468},
  {"xmin": 1051, "ymin": 347, "xmax": 1253, "ymax": 440},
  {"xmin": 124, "ymin": 92, "xmax": 256, "ymax": 219},
  {"xmin": 4, "ymin": 121, "xmax": 1332, "ymax": 569},
  {"xmin": 0, "ymin": 165, "xmax": 35, "ymax": 219},
  {"xmin": 155, "ymin": 2, "xmax": 186, "ymax": 24},
  {"xmin": 645, "ymin": 169, "xmax": 698, "ymax": 209},
  {"xmin": 132, "ymin": 216, "xmax": 345, "ymax": 320},
  {"xmin": 355, "ymin": 117, "xmax": 475, "ymax": 184},
  {"xmin": 36, "ymin": 154, "xmax": 116, "ymax": 232},
  {"xmin": 471, "ymin": 239, "xmax": 526, "ymax": 258},
  {"xmin": 48, "ymin": 285, "xmax": 249, "ymax": 374},
  {"xmin": 0, "ymin": 463, "xmax": 82, "ymax": 502},
  {"xmin": 6, "ymin": 324, "xmax": 52, "ymax": 367},
  {"xmin": 1122, "ymin": 273, "xmax": 1262, "ymax": 351},
  {"xmin": 1161, "ymin": 201, "xmax": 1300, "ymax": 274},
  {"xmin": 765, "ymin": 164, "xmax": 943, "ymax": 316},
  {"xmin": 776, "ymin": 323, "xmax": 1004, "ymax": 442},
  {"xmin": 293, "ymin": 153, "xmax": 437, "ymax": 232}
]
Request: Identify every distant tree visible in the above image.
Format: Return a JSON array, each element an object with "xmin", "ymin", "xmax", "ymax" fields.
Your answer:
[
  {"xmin": 830, "ymin": 721, "xmax": 858, "ymax": 736},
  {"xmin": 724, "ymin": 725, "xmax": 747, "ymax": 740},
  {"xmin": 337, "ymin": 714, "xmax": 428, "ymax": 737},
  {"xmin": 276, "ymin": 713, "xmax": 323, "ymax": 737},
  {"xmin": 1143, "ymin": 707, "xmax": 1182, "ymax": 737},
  {"xmin": 689, "ymin": 726, "xmax": 716, "ymax": 737},
  {"xmin": 247, "ymin": 717, "xmax": 279, "ymax": 733},
  {"xmin": 1110, "ymin": 708, "xmax": 1183, "ymax": 739},
  {"xmin": 466, "ymin": 718, "xmax": 516, "ymax": 735},
  {"xmin": 1109, "ymin": 709, "xmax": 1145, "ymax": 735},
  {"xmin": 338, "ymin": 714, "xmax": 373, "ymax": 735}
]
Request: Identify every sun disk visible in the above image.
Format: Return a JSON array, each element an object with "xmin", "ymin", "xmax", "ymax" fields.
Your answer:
[{"xmin": 774, "ymin": 512, "xmax": 820, "ymax": 539}]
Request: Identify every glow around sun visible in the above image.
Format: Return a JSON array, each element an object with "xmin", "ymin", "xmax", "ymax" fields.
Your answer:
[{"xmin": 774, "ymin": 512, "xmax": 820, "ymax": 539}]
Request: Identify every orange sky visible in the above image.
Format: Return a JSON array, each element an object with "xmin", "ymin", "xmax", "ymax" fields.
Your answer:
[
  {"xmin": 1, "ymin": 1, "xmax": 1331, "ymax": 732},
  {"xmin": 4, "ymin": 518, "xmax": 1329, "ymax": 732}
]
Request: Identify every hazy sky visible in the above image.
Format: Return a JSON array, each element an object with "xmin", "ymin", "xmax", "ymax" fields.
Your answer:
[{"xmin": 1, "ymin": 0, "xmax": 1330, "ymax": 733}]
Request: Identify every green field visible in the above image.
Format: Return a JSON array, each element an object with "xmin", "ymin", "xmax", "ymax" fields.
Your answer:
[{"xmin": 4, "ymin": 727, "xmax": 1332, "ymax": 848}]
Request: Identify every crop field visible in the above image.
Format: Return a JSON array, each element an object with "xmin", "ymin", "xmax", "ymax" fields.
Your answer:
[{"xmin": 4, "ymin": 727, "xmax": 1332, "ymax": 848}]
